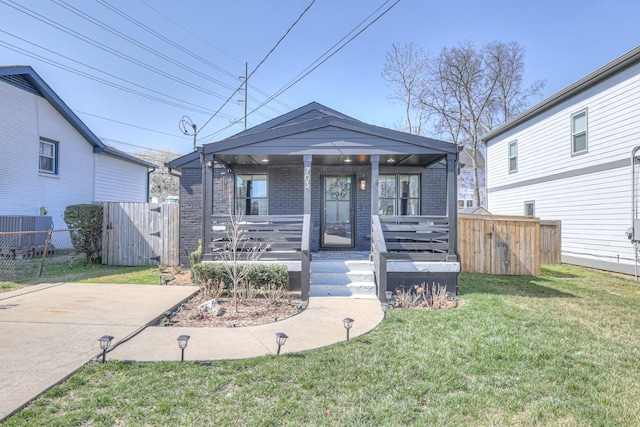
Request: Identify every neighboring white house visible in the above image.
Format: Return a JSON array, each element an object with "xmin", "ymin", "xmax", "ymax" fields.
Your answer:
[
  {"xmin": 483, "ymin": 46, "xmax": 640, "ymax": 275},
  {"xmin": 0, "ymin": 65, "xmax": 154, "ymax": 231},
  {"xmin": 458, "ymin": 148, "xmax": 486, "ymax": 213}
]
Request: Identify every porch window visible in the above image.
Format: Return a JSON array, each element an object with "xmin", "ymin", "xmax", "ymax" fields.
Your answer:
[
  {"xmin": 378, "ymin": 174, "xmax": 420, "ymax": 215},
  {"xmin": 236, "ymin": 174, "xmax": 268, "ymax": 215},
  {"xmin": 39, "ymin": 138, "xmax": 58, "ymax": 174}
]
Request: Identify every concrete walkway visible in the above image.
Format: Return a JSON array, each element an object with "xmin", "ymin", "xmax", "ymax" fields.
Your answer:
[
  {"xmin": 109, "ymin": 297, "xmax": 383, "ymax": 362},
  {"xmin": 0, "ymin": 282, "xmax": 382, "ymax": 421}
]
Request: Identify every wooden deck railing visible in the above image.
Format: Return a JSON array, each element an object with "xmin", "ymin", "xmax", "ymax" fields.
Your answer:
[
  {"xmin": 210, "ymin": 215, "xmax": 304, "ymax": 260},
  {"xmin": 378, "ymin": 215, "xmax": 450, "ymax": 261}
]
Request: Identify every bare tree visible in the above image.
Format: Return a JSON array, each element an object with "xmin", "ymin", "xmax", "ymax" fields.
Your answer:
[
  {"xmin": 213, "ymin": 185, "xmax": 270, "ymax": 313},
  {"xmin": 381, "ymin": 41, "xmax": 430, "ymax": 135},
  {"xmin": 383, "ymin": 40, "xmax": 545, "ymax": 208},
  {"xmin": 136, "ymin": 149, "xmax": 181, "ymax": 202}
]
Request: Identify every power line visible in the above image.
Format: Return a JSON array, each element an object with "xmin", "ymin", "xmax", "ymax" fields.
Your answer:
[
  {"xmin": 137, "ymin": 0, "xmax": 292, "ymax": 112},
  {"xmin": 53, "ymin": 0, "xmax": 237, "ymax": 93},
  {"xmin": 0, "ymin": 0, "xmax": 234, "ymax": 102},
  {"xmin": 0, "ymin": 29, "xmax": 232, "ymax": 118},
  {"xmin": 197, "ymin": 0, "xmax": 316, "ymax": 137},
  {"xmin": 199, "ymin": 0, "xmax": 400, "ymax": 142},
  {"xmin": 75, "ymin": 111, "xmax": 184, "ymax": 139}
]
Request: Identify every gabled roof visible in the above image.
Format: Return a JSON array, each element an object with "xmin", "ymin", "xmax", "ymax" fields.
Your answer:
[
  {"xmin": 0, "ymin": 65, "xmax": 154, "ymax": 168},
  {"xmin": 483, "ymin": 45, "xmax": 640, "ymax": 141},
  {"xmin": 204, "ymin": 101, "xmax": 457, "ymax": 155},
  {"xmin": 459, "ymin": 148, "xmax": 485, "ymax": 169}
]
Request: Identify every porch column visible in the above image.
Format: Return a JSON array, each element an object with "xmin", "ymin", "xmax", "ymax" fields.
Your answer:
[
  {"xmin": 301, "ymin": 155, "xmax": 312, "ymax": 301},
  {"xmin": 201, "ymin": 151, "xmax": 214, "ymax": 261},
  {"xmin": 370, "ymin": 155, "xmax": 379, "ymax": 215},
  {"xmin": 303, "ymin": 155, "xmax": 312, "ymax": 215},
  {"xmin": 446, "ymin": 152, "xmax": 459, "ymax": 262}
]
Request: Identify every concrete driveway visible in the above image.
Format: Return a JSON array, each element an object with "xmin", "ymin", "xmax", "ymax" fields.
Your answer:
[{"xmin": 0, "ymin": 282, "xmax": 198, "ymax": 421}]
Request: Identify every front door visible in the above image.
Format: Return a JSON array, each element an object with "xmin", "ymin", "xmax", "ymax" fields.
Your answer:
[{"xmin": 321, "ymin": 176, "xmax": 354, "ymax": 248}]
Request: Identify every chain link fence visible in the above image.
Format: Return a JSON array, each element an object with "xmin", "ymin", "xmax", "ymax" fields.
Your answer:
[{"xmin": 0, "ymin": 229, "xmax": 84, "ymax": 283}]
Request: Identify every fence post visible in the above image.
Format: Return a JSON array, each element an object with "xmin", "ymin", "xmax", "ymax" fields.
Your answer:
[{"xmin": 38, "ymin": 230, "xmax": 52, "ymax": 277}]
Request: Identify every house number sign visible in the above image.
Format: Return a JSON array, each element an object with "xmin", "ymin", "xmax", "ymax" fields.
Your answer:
[{"xmin": 304, "ymin": 167, "xmax": 311, "ymax": 189}]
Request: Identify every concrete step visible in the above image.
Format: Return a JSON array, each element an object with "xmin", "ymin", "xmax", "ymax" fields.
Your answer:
[
  {"xmin": 310, "ymin": 260, "xmax": 373, "ymax": 272},
  {"xmin": 310, "ymin": 282, "xmax": 377, "ymax": 298},
  {"xmin": 310, "ymin": 270, "xmax": 375, "ymax": 285}
]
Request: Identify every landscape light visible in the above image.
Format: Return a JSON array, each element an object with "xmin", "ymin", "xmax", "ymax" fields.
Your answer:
[
  {"xmin": 275, "ymin": 332, "xmax": 288, "ymax": 355},
  {"xmin": 343, "ymin": 318, "xmax": 354, "ymax": 341},
  {"xmin": 99, "ymin": 335, "xmax": 114, "ymax": 363},
  {"xmin": 177, "ymin": 335, "xmax": 190, "ymax": 362},
  {"xmin": 381, "ymin": 301, "xmax": 389, "ymax": 320}
]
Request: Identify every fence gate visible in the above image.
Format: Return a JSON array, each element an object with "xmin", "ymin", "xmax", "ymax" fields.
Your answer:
[
  {"xmin": 459, "ymin": 214, "xmax": 541, "ymax": 275},
  {"xmin": 102, "ymin": 202, "xmax": 179, "ymax": 266}
]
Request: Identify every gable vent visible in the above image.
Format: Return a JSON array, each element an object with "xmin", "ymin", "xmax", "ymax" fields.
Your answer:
[{"xmin": 0, "ymin": 74, "xmax": 43, "ymax": 97}]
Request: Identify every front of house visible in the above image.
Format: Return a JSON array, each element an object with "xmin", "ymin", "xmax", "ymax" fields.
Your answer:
[{"xmin": 169, "ymin": 102, "xmax": 461, "ymax": 300}]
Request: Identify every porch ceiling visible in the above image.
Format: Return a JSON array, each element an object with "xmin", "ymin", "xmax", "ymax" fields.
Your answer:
[{"xmin": 214, "ymin": 153, "xmax": 446, "ymax": 167}]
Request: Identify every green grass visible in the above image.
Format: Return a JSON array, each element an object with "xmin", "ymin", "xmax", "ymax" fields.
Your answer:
[
  {"xmin": 4, "ymin": 264, "xmax": 640, "ymax": 426},
  {"xmin": 4, "ymin": 260, "xmax": 162, "ymax": 286}
]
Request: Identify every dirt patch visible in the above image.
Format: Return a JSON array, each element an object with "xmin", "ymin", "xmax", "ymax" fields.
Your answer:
[{"xmin": 166, "ymin": 291, "xmax": 303, "ymax": 328}]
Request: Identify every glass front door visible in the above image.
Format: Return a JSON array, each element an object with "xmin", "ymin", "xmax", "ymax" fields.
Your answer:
[{"xmin": 322, "ymin": 176, "xmax": 354, "ymax": 248}]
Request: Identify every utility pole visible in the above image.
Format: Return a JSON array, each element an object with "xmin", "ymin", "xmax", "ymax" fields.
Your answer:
[
  {"xmin": 243, "ymin": 62, "xmax": 248, "ymax": 130},
  {"xmin": 179, "ymin": 116, "xmax": 197, "ymax": 151}
]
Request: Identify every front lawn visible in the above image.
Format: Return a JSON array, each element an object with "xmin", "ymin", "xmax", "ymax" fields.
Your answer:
[{"xmin": 4, "ymin": 264, "xmax": 640, "ymax": 426}]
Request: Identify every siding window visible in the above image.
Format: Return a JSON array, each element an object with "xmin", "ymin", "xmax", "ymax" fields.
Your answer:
[
  {"xmin": 458, "ymin": 200, "xmax": 464, "ymax": 208},
  {"xmin": 236, "ymin": 174, "xmax": 268, "ymax": 215},
  {"xmin": 379, "ymin": 174, "xmax": 420, "ymax": 215},
  {"xmin": 39, "ymin": 138, "xmax": 58, "ymax": 174},
  {"xmin": 466, "ymin": 200, "xmax": 473, "ymax": 208},
  {"xmin": 571, "ymin": 110, "xmax": 588, "ymax": 155},
  {"xmin": 524, "ymin": 201, "xmax": 535, "ymax": 217},
  {"xmin": 508, "ymin": 141, "xmax": 518, "ymax": 173}
]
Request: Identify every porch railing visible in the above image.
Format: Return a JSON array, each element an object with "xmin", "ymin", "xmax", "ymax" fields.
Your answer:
[
  {"xmin": 378, "ymin": 215, "xmax": 450, "ymax": 261},
  {"xmin": 210, "ymin": 215, "xmax": 304, "ymax": 260},
  {"xmin": 371, "ymin": 215, "xmax": 388, "ymax": 301}
]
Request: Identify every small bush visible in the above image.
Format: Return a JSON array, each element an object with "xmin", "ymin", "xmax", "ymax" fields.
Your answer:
[
  {"xmin": 63, "ymin": 204, "xmax": 103, "ymax": 262},
  {"xmin": 189, "ymin": 240, "xmax": 202, "ymax": 268},
  {"xmin": 191, "ymin": 262, "xmax": 289, "ymax": 293}
]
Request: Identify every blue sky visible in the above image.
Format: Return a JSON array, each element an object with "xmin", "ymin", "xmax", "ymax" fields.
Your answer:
[{"xmin": 1, "ymin": 0, "xmax": 639, "ymax": 156}]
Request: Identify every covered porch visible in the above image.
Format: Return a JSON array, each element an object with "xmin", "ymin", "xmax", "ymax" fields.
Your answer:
[{"xmin": 183, "ymin": 103, "xmax": 458, "ymax": 301}]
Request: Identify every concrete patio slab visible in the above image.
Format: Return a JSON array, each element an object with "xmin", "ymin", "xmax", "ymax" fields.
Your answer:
[{"xmin": 0, "ymin": 282, "xmax": 198, "ymax": 421}]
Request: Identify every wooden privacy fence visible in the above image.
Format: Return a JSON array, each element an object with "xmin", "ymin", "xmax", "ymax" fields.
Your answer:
[
  {"xmin": 102, "ymin": 202, "xmax": 179, "ymax": 266},
  {"xmin": 540, "ymin": 220, "xmax": 562, "ymax": 265},
  {"xmin": 459, "ymin": 213, "xmax": 547, "ymax": 275}
]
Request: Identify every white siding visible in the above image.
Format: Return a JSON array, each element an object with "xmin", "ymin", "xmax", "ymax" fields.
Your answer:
[
  {"xmin": 95, "ymin": 154, "xmax": 148, "ymax": 202},
  {"xmin": 0, "ymin": 81, "xmax": 95, "ymax": 230},
  {"xmin": 486, "ymin": 61, "xmax": 640, "ymax": 273},
  {"xmin": 0, "ymin": 77, "xmax": 149, "ymax": 231}
]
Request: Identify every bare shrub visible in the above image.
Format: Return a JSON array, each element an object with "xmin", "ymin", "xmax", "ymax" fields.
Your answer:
[
  {"xmin": 393, "ymin": 282, "xmax": 453, "ymax": 310},
  {"xmin": 200, "ymin": 279, "xmax": 227, "ymax": 300}
]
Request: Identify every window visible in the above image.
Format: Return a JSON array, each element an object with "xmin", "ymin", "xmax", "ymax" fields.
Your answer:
[
  {"xmin": 466, "ymin": 200, "xmax": 474, "ymax": 208},
  {"xmin": 236, "ymin": 174, "xmax": 268, "ymax": 215},
  {"xmin": 508, "ymin": 141, "xmax": 518, "ymax": 173},
  {"xmin": 39, "ymin": 138, "xmax": 58, "ymax": 174},
  {"xmin": 458, "ymin": 200, "xmax": 464, "ymax": 208},
  {"xmin": 378, "ymin": 174, "xmax": 420, "ymax": 215},
  {"xmin": 524, "ymin": 201, "xmax": 535, "ymax": 217},
  {"xmin": 572, "ymin": 110, "xmax": 588, "ymax": 155}
]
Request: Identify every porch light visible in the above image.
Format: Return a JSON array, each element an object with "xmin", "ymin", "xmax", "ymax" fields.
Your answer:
[
  {"xmin": 275, "ymin": 332, "xmax": 288, "ymax": 355},
  {"xmin": 359, "ymin": 178, "xmax": 366, "ymax": 191},
  {"xmin": 98, "ymin": 335, "xmax": 114, "ymax": 363},
  {"xmin": 344, "ymin": 158, "xmax": 353, "ymax": 163},
  {"xmin": 343, "ymin": 318, "xmax": 354, "ymax": 341},
  {"xmin": 385, "ymin": 290, "xmax": 393, "ymax": 302},
  {"xmin": 177, "ymin": 335, "xmax": 190, "ymax": 361},
  {"xmin": 381, "ymin": 302, "xmax": 389, "ymax": 320},
  {"xmin": 387, "ymin": 158, "xmax": 396, "ymax": 163}
]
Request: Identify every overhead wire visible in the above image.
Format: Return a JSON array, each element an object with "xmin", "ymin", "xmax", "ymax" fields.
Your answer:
[
  {"xmin": 0, "ymin": 29, "xmax": 231, "ymax": 118},
  {"xmin": 0, "ymin": 0, "xmax": 236, "ymax": 102},
  {"xmin": 199, "ymin": 0, "xmax": 400, "ymax": 142},
  {"xmin": 196, "ymin": 0, "xmax": 316, "ymax": 138}
]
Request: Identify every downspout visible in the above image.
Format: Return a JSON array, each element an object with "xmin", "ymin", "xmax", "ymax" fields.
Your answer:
[{"xmin": 147, "ymin": 166, "xmax": 156, "ymax": 202}]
